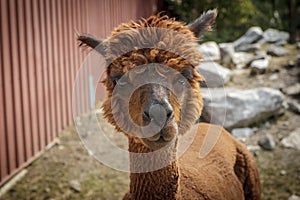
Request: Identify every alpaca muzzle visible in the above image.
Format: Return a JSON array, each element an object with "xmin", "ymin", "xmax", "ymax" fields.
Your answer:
[{"xmin": 143, "ymin": 102, "xmax": 174, "ymax": 127}]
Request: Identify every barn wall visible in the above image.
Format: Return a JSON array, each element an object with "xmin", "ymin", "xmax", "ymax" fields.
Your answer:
[{"xmin": 0, "ymin": 0, "xmax": 156, "ymax": 186}]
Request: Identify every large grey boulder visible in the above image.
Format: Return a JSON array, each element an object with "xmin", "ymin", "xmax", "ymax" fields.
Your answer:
[
  {"xmin": 233, "ymin": 26, "xmax": 263, "ymax": 49},
  {"xmin": 198, "ymin": 41, "xmax": 220, "ymax": 61},
  {"xmin": 263, "ymin": 28, "xmax": 290, "ymax": 43},
  {"xmin": 267, "ymin": 45, "xmax": 289, "ymax": 56},
  {"xmin": 200, "ymin": 87, "xmax": 284, "ymax": 129},
  {"xmin": 197, "ymin": 62, "xmax": 232, "ymax": 87},
  {"xmin": 281, "ymin": 128, "xmax": 300, "ymax": 150}
]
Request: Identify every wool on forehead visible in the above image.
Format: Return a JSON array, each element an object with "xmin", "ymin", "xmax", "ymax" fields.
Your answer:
[{"xmin": 102, "ymin": 15, "xmax": 202, "ymax": 70}]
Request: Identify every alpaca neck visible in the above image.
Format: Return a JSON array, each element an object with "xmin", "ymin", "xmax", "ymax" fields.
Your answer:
[{"xmin": 128, "ymin": 137, "xmax": 180, "ymax": 200}]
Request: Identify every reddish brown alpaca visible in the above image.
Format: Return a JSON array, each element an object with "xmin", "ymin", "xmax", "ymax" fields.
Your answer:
[{"xmin": 78, "ymin": 9, "xmax": 261, "ymax": 200}]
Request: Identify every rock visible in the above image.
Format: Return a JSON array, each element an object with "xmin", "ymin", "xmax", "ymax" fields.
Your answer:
[
  {"xmin": 219, "ymin": 43, "xmax": 235, "ymax": 68},
  {"xmin": 69, "ymin": 180, "xmax": 81, "ymax": 192},
  {"xmin": 287, "ymin": 100, "xmax": 300, "ymax": 114},
  {"xmin": 264, "ymin": 121, "xmax": 271, "ymax": 129},
  {"xmin": 235, "ymin": 43, "xmax": 261, "ymax": 53},
  {"xmin": 233, "ymin": 26, "xmax": 263, "ymax": 49},
  {"xmin": 247, "ymin": 145, "xmax": 261, "ymax": 152},
  {"xmin": 30, "ymin": 185, "xmax": 38, "ymax": 192},
  {"xmin": 201, "ymin": 87, "xmax": 284, "ymax": 129},
  {"xmin": 289, "ymin": 195, "xmax": 300, "ymax": 200},
  {"xmin": 267, "ymin": 45, "xmax": 289, "ymax": 56},
  {"xmin": 282, "ymin": 83, "xmax": 300, "ymax": 96},
  {"xmin": 250, "ymin": 57, "xmax": 271, "ymax": 74},
  {"xmin": 258, "ymin": 134, "xmax": 276, "ymax": 150},
  {"xmin": 281, "ymin": 128, "xmax": 300, "ymax": 150},
  {"xmin": 274, "ymin": 40, "xmax": 287, "ymax": 46},
  {"xmin": 263, "ymin": 28, "xmax": 290, "ymax": 43},
  {"xmin": 280, "ymin": 170, "xmax": 287, "ymax": 176},
  {"xmin": 232, "ymin": 52, "xmax": 253, "ymax": 69},
  {"xmin": 232, "ymin": 128, "xmax": 254, "ymax": 137},
  {"xmin": 198, "ymin": 41, "xmax": 220, "ymax": 61},
  {"xmin": 286, "ymin": 60, "xmax": 296, "ymax": 68},
  {"xmin": 281, "ymin": 121, "xmax": 289, "ymax": 127},
  {"xmin": 196, "ymin": 62, "xmax": 232, "ymax": 87},
  {"xmin": 269, "ymin": 74, "xmax": 279, "ymax": 81}
]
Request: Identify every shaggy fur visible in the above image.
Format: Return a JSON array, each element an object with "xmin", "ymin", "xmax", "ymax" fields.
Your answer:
[{"xmin": 78, "ymin": 10, "xmax": 261, "ymax": 200}]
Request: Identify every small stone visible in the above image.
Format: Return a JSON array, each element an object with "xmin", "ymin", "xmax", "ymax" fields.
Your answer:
[
  {"xmin": 289, "ymin": 194, "xmax": 300, "ymax": 200},
  {"xmin": 280, "ymin": 170, "xmax": 287, "ymax": 176},
  {"xmin": 282, "ymin": 83, "xmax": 300, "ymax": 96},
  {"xmin": 287, "ymin": 100, "xmax": 300, "ymax": 114},
  {"xmin": 287, "ymin": 60, "xmax": 295, "ymax": 68},
  {"xmin": 250, "ymin": 57, "xmax": 270, "ymax": 74},
  {"xmin": 45, "ymin": 187, "xmax": 51, "ymax": 193},
  {"xmin": 58, "ymin": 145, "xmax": 64, "ymax": 150},
  {"xmin": 31, "ymin": 185, "xmax": 38, "ymax": 192},
  {"xmin": 264, "ymin": 121, "xmax": 271, "ymax": 129},
  {"xmin": 269, "ymin": 74, "xmax": 278, "ymax": 81},
  {"xmin": 69, "ymin": 180, "xmax": 81, "ymax": 192},
  {"xmin": 258, "ymin": 134, "xmax": 276, "ymax": 150},
  {"xmin": 281, "ymin": 128, "xmax": 300, "ymax": 150},
  {"xmin": 267, "ymin": 45, "xmax": 289, "ymax": 57},
  {"xmin": 247, "ymin": 145, "xmax": 261, "ymax": 152},
  {"xmin": 281, "ymin": 121, "xmax": 289, "ymax": 126},
  {"xmin": 232, "ymin": 52, "xmax": 254, "ymax": 69},
  {"xmin": 232, "ymin": 128, "xmax": 254, "ymax": 137}
]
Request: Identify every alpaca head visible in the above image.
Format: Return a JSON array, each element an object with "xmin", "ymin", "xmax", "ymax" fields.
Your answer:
[{"xmin": 78, "ymin": 10, "xmax": 217, "ymax": 151}]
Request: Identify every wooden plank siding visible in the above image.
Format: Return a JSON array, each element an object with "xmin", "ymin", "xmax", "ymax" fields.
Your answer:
[{"xmin": 0, "ymin": 0, "xmax": 157, "ymax": 186}]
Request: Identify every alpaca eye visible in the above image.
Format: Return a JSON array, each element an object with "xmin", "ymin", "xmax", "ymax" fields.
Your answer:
[
  {"xmin": 177, "ymin": 78, "xmax": 186, "ymax": 86},
  {"xmin": 111, "ymin": 77, "xmax": 119, "ymax": 85},
  {"xmin": 111, "ymin": 75, "xmax": 122, "ymax": 85}
]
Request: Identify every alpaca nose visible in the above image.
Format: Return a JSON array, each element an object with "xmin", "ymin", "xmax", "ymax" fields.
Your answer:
[{"xmin": 143, "ymin": 102, "xmax": 174, "ymax": 126}]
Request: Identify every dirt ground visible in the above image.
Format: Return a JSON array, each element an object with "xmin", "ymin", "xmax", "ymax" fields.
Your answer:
[{"xmin": 0, "ymin": 45, "xmax": 299, "ymax": 200}]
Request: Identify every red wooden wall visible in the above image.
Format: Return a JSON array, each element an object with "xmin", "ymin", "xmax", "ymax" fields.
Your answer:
[{"xmin": 0, "ymin": 0, "xmax": 156, "ymax": 186}]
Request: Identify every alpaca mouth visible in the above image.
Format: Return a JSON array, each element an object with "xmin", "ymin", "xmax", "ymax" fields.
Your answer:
[{"xmin": 147, "ymin": 132, "xmax": 174, "ymax": 142}]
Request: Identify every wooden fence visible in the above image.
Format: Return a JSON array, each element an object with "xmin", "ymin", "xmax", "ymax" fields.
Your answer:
[{"xmin": 0, "ymin": 0, "xmax": 156, "ymax": 186}]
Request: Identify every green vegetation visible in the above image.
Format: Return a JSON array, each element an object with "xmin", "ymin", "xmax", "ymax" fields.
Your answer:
[{"xmin": 162, "ymin": 0, "xmax": 298, "ymax": 43}]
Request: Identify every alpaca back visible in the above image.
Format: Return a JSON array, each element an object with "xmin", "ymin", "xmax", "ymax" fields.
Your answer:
[{"xmin": 179, "ymin": 123, "xmax": 261, "ymax": 200}]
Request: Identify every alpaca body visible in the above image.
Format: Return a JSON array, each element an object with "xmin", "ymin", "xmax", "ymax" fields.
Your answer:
[{"xmin": 125, "ymin": 123, "xmax": 260, "ymax": 200}]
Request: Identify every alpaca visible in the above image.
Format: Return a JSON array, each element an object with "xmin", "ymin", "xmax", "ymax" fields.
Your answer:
[{"xmin": 78, "ymin": 9, "xmax": 261, "ymax": 200}]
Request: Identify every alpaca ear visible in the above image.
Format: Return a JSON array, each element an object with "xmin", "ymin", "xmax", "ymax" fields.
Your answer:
[
  {"xmin": 188, "ymin": 9, "xmax": 218, "ymax": 38},
  {"xmin": 77, "ymin": 32, "xmax": 106, "ymax": 55}
]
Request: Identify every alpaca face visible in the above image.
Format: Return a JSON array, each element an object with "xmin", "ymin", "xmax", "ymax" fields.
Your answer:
[{"xmin": 125, "ymin": 64, "xmax": 194, "ymax": 150}]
